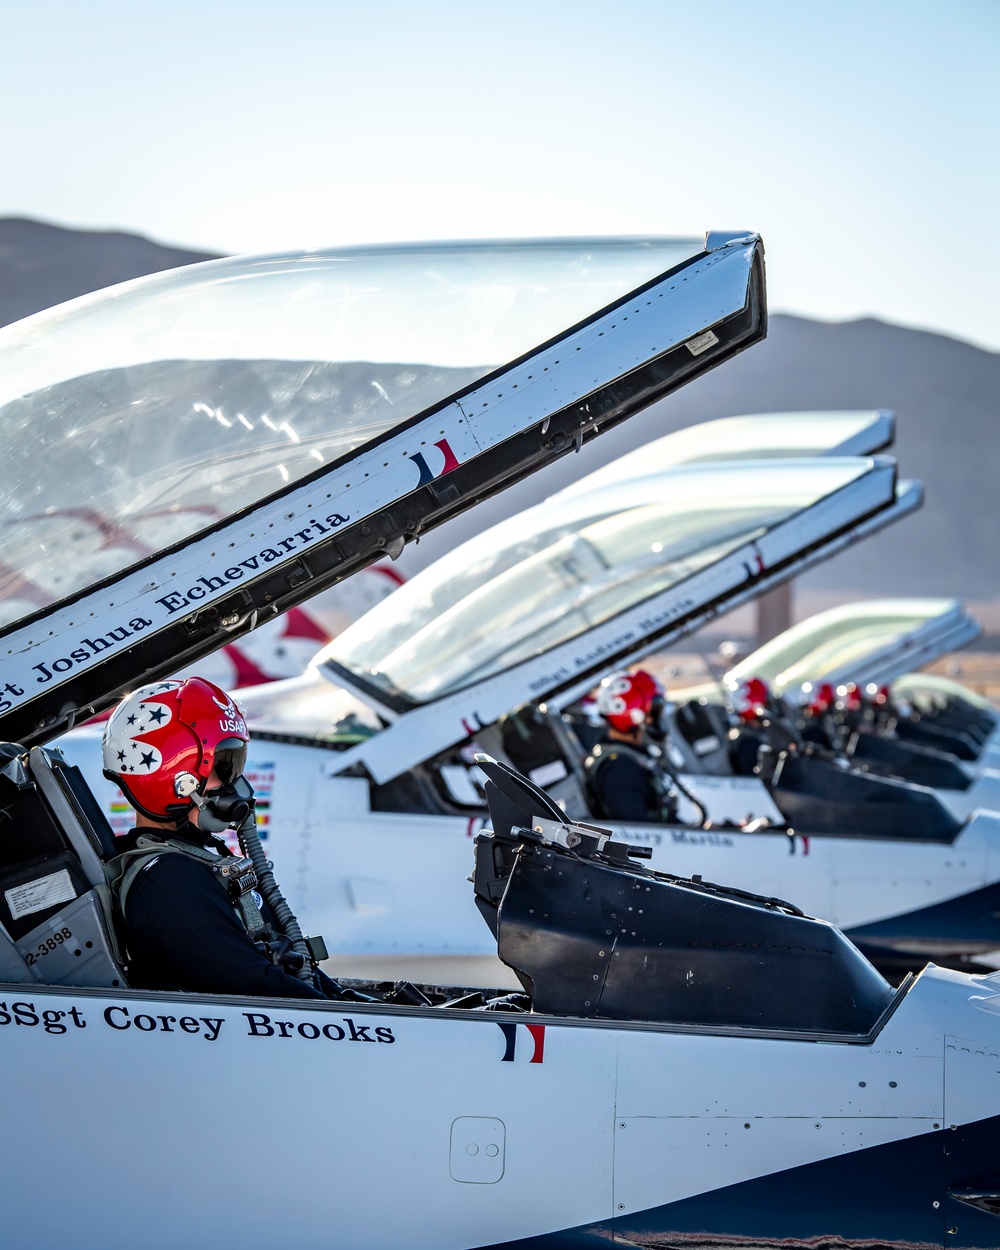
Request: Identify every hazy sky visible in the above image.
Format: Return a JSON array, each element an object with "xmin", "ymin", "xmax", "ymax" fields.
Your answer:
[{"xmin": 2, "ymin": 0, "xmax": 998, "ymax": 349}]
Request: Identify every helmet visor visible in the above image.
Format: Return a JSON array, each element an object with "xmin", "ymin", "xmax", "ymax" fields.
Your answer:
[{"xmin": 213, "ymin": 737, "xmax": 248, "ymax": 785}]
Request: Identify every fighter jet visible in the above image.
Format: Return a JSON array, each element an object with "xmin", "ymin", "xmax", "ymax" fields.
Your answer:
[
  {"xmin": 59, "ymin": 402, "xmax": 1000, "ymax": 978},
  {"xmin": 5, "ymin": 234, "xmax": 999, "ymax": 1248}
]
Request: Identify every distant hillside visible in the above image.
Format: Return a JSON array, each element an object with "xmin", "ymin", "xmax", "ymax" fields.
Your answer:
[
  {"xmin": 0, "ymin": 217, "xmax": 219, "ymax": 327},
  {"xmin": 2, "ymin": 217, "xmax": 997, "ymax": 615}
]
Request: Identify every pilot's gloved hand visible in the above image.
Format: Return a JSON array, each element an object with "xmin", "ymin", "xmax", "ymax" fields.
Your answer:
[
  {"xmin": 255, "ymin": 929, "xmax": 306, "ymax": 975},
  {"xmin": 278, "ymin": 947, "xmax": 306, "ymax": 975}
]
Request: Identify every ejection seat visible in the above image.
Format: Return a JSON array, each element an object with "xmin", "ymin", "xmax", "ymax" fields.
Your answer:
[
  {"xmin": 892, "ymin": 714, "xmax": 985, "ymax": 762},
  {"xmin": 666, "ymin": 698, "xmax": 733, "ymax": 775},
  {"xmin": 499, "ymin": 704, "xmax": 593, "ymax": 821},
  {"xmin": 769, "ymin": 748, "xmax": 964, "ymax": 841},
  {"xmin": 0, "ymin": 743, "xmax": 128, "ymax": 989},
  {"xmin": 472, "ymin": 755, "xmax": 895, "ymax": 1033}
]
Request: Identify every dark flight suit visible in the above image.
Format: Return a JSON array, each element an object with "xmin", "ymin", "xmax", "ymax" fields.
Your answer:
[
  {"xmin": 585, "ymin": 741, "xmax": 674, "ymax": 823},
  {"xmin": 114, "ymin": 827, "xmax": 327, "ymax": 999}
]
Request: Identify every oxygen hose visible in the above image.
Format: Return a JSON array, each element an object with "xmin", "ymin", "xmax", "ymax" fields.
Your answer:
[
  {"xmin": 647, "ymin": 742, "xmax": 709, "ymax": 826},
  {"xmin": 235, "ymin": 804, "xmax": 314, "ymax": 983},
  {"xmin": 663, "ymin": 763, "xmax": 709, "ymax": 827}
]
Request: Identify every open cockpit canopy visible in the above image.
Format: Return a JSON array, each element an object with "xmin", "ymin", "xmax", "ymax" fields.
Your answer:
[
  {"xmin": 238, "ymin": 450, "xmax": 907, "ymax": 783},
  {"xmin": 557, "ymin": 409, "xmax": 894, "ymax": 496},
  {"xmin": 0, "ymin": 233, "xmax": 766, "ymax": 744},
  {"xmin": 724, "ymin": 598, "xmax": 982, "ymax": 696},
  {"xmin": 322, "ymin": 459, "xmax": 895, "ymax": 707}
]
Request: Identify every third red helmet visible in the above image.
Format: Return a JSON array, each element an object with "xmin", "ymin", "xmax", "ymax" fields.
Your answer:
[
  {"xmin": 837, "ymin": 682, "xmax": 864, "ymax": 712},
  {"xmin": 731, "ymin": 676, "xmax": 771, "ymax": 722},
  {"xmin": 802, "ymin": 680, "xmax": 837, "ymax": 716}
]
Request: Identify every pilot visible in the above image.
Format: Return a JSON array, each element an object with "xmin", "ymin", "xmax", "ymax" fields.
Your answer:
[
  {"xmin": 726, "ymin": 675, "xmax": 803, "ymax": 774},
  {"xmin": 796, "ymin": 680, "xmax": 839, "ymax": 747},
  {"xmin": 102, "ymin": 676, "xmax": 335, "ymax": 1000},
  {"xmin": 583, "ymin": 670, "xmax": 680, "ymax": 823}
]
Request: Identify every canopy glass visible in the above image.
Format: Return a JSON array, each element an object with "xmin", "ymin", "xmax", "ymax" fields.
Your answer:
[
  {"xmin": 727, "ymin": 598, "xmax": 965, "ymax": 695},
  {"xmin": 0, "ymin": 237, "xmax": 700, "ymax": 627},
  {"xmin": 237, "ymin": 671, "xmax": 383, "ymax": 744},
  {"xmin": 558, "ymin": 410, "xmax": 892, "ymax": 496},
  {"xmin": 318, "ymin": 458, "xmax": 876, "ymax": 706}
]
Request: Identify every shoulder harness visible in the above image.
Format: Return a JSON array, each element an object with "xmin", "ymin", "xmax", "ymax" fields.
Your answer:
[
  {"xmin": 106, "ymin": 834, "xmax": 266, "ymax": 937},
  {"xmin": 583, "ymin": 741, "xmax": 665, "ymax": 820}
]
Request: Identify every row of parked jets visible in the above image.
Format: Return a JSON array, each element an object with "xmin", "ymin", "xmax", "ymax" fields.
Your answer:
[
  {"xmin": 62, "ymin": 407, "xmax": 1000, "ymax": 984},
  {"xmin": 3, "ymin": 233, "xmax": 999, "ymax": 1247}
]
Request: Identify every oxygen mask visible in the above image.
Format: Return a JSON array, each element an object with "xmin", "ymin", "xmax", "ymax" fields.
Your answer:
[
  {"xmin": 193, "ymin": 774, "xmax": 256, "ymax": 833},
  {"xmin": 646, "ymin": 695, "xmax": 669, "ymax": 743}
]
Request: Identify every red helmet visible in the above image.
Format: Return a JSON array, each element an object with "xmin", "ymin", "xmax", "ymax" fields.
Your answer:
[
  {"xmin": 102, "ymin": 677, "xmax": 249, "ymax": 823},
  {"xmin": 837, "ymin": 681, "xmax": 864, "ymax": 712},
  {"xmin": 731, "ymin": 676, "xmax": 770, "ymax": 721},
  {"xmin": 802, "ymin": 680, "xmax": 836, "ymax": 716},
  {"xmin": 596, "ymin": 669, "xmax": 664, "ymax": 733}
]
